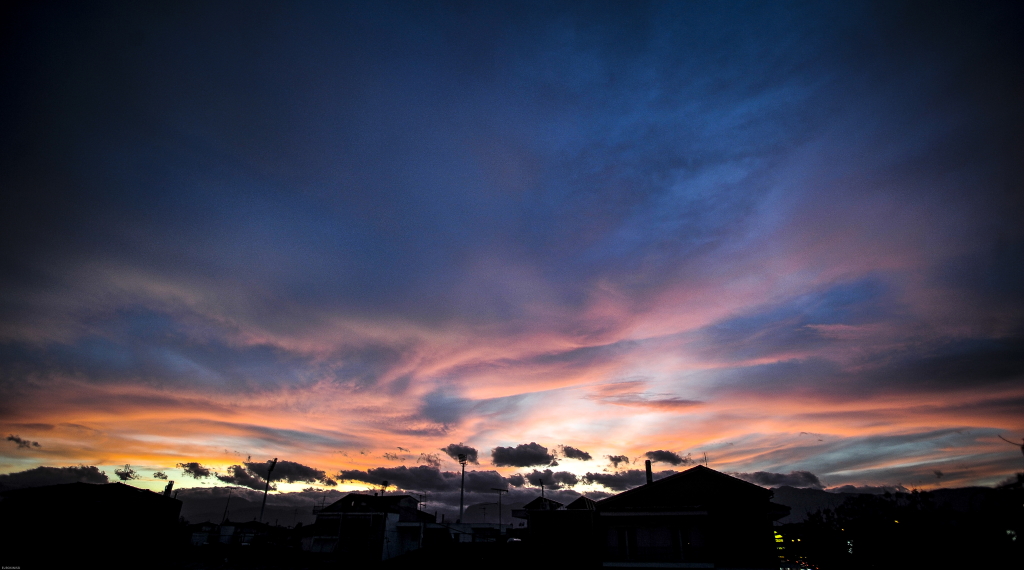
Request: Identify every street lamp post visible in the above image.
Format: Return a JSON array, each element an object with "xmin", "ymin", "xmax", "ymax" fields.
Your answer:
[
  {"xmin": 458, "ymin": 453, "xmax": 468, "ymax": 523},
  {"xmin": 258, "ymin": 458, "xmax": 278, "ymax": 524}
]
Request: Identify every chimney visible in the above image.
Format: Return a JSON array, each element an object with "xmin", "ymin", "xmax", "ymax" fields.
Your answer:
[
  {"xmin": 163, "ymin": 480, "xmax": 175, "ymax": 497},
  {"xmin": 645, "ymin": 460, "xmax": 653, "ymax": 484}
]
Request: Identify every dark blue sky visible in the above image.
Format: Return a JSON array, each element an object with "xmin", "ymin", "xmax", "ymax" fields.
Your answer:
[{"xmin": 1, "ymin": 1, "xmax": 1022, "ymax": 495}]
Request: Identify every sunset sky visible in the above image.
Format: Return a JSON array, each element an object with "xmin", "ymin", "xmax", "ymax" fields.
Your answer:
[{"xmin": 2, "ymin": 1, "xmax": 1022, "ymax": 506}]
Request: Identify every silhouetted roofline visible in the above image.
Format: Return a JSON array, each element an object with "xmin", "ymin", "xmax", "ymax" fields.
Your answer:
[
  {"xmin": 320, "ymin": 492, "xmax": 418, "ymax": 513},
  {"xmin": 566, "ymin": 496, "xmax": 598, "ymax": 510},
  {"xmin": 523, "ymin": 496, "xmax": 564, "ymax": 510},
  {"xmin": 0, "ymin": 481, "xmax": 179, "ymax": 502},
  {"xmin": 596, "ymin": 465, "xmax": 771, "ymax": 508}
]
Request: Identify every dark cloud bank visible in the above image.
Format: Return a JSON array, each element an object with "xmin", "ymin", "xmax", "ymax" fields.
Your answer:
[
  {"xmin": 6, "ymin": 435, "xmax": 41, "ymax": 449},
  {"xmin": 732, "ymin": 470, "xmax": 824, "ymax": 490},
  {"xmin": 441, "ymin": 443, "xmax": 478, "ymax": 464},
  {"xmin": 561, "ymin": 445, "xmax": 592, "ymax": 461},
  {"xmin": 645, "ymin": 450, "xmax": 691, "ymax": 466},
  {"xmin": 607, "ymin": 455, "xmax": 630, "ymax": 468},
  {"xmin": 0, "ymin": 465, "xmax": 108, "ymax": 490},
  {"xmin": 492, "ymin": 442, "xmax": 556, "ymax": 467}
]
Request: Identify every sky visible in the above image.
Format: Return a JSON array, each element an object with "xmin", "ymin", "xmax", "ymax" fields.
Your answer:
[{"xmin": 1, "ymin": 1, "xmax": 1023, "ymax": 513}]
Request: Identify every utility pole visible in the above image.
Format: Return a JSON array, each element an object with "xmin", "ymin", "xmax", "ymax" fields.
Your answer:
[
  {"xmin": 221, "ymin": 488, "xmax": 232, "ymax": 523},
  {"xmin": 259, "ymin": 458, "xmax": 278, "ymax": 524},
  {"xmin": 491, "ymin": 487, "xmax": 508, "ymax": 529},
  {"xmin": 458, "ymin": 454, "xmax": 468, "ymax": 523}
]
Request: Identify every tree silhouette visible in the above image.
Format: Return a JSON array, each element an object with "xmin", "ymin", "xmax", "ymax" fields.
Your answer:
[{"xmin": 114, "ymin": 464, "xmax": 138, "ymax": 481}]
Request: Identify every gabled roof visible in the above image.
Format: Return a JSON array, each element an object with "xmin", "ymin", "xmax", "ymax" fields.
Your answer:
[
  {"xmin": 597, "ymin": 465, "xmax": 772, "ymax": 511},
  {"xmin": 320, "ymin": 493, "xmax": 418, "ymax": 514},
  {"xmin": 566, "ymin": 496, "xmax": 597, "ymax": 510},
  {"xmin": 523, "ymin": 496, "xmax": 564, "ymax": 510}
]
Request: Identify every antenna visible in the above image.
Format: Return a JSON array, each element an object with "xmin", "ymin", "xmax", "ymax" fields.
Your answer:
[
  {"xmin": 704, "ymin": 452, "xmax": 708, "ymax": 467},
  {"xmin": 998, "ymin": 435, "xmax": 1024, "ymax": 465},
  {"xmin": 458, "ymin": 454, "xmax": 468, "ymax": 523},
  {"xmin": 259, "ymin": 458, "xmax": 278, "ymax": 523},
  {"xmin": 537, "ymin": 478, "xmax": 544, "ymax": 498}
]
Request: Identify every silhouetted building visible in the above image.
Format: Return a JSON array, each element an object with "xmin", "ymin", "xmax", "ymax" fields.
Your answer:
[
  {"xmin": 0, "ymin": 482, "xmax": 183, "ymax": 567},
  {"xmin": 520, "ymin": 465, "xmax": 789, "ymax": 569},
  {"xmin": 306, "ymin": 493, "xmax": 437, "ymax": 561},
  {"xmin": 512, "ymin": 495, "xmax": 564, "ymax": 521}
]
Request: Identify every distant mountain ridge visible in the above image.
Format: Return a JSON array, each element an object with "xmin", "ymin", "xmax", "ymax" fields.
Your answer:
[{"xmin": 770, "ymin": 485, "xmax": 1004, "ymax": 523}]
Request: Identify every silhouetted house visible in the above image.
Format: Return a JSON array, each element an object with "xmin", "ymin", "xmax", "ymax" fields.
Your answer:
[
  {"xmin": 527, "ymin": 494, "xmax": 600, "ymax": 560},
  {"xmin": 0, "ymin": 482, "xmax": 183, "ymax": 565},
  {"xmin": 520, "ymin": 466, "xmax": 790, "ymax": 569},
  {"xmin": 305, "ymin": 493, "xmax": 436, "ymax": 561},
  {"xmin": 599, "ymin": 465, "xmax": 788, "ymax": 568},
  {"xmin": 524, "ymin": 495, "xmax": 565, "ymax": 511},
  {"xmin": 511, "ymin": 495, "xmax": 564, "ymax": 522}
]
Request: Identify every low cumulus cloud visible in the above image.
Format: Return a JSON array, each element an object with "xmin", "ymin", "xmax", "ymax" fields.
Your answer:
[
  {"xmin": 441, "ymin": 443, "xmax": 478, "ymax": 464},
  {"xmin": 245, "ymin": 459, "xmax": 336, "ymax": 486},
  {"xmin": 607, "ymin": 455, "xmax": 630, "ymax": 468},
  {"xmin": 560, "ymin": 445, "xmax": 592, "ymax": 461},
  {"xmin": 645, "ymin": 450, "xmax": 691, "ymax": 466},
  {"xmin": 582, "ymin": 469, "xmax": 678, "ymax": 491},
  {"xmin": 336, "ymin": 465, "xmax": 518, "ymax": 494},
  {"xmin": 733, "ymin": 470, "xmax": 824, "ymax": 489},
  {"xmin": 217, "ymin": 464, "xmax": 273, "ymax": 491},
  {"xmin": 338, "ymin": 465, "xmax": 449, "ymax": 491},
  {"xmin": 6, "ymin": 434, "xmax": 41, "ymax": 449},
  {"xmin": 177, "ymin": 462, "xmax": 212, "ymax": 479},
  {"xmin": 463, "ymin": 469, "xmax": 513, "ymax": 492},
  {"xmin": 492, "ymin": 442, "xmax": 554, "ymax": 467},
  {"xmin": 828, "ymin": 484, "xmax": 909, "ymax": 494},
  {"xmin": 418, "ymin": 453, "xmax": 441, "ymax": 468},
  {"xmin": 522, "ymin": 469, "xmax": 579, "ymax": 489},
  {"xmin": 0, "ymin": 465, "xmax": 108, "ymax": 490}
]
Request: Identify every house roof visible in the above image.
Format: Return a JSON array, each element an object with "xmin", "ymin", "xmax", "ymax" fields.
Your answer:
[
  {"xmin": 566, "ymin": 496, "xmax": 597, "ymax": 510},
  {"xmin": 597, "ymin": 465, "xmax": 773, "ymax": 511},
  {"xmin": 523, "ymin": 496, "xmax": 564, "ymax": 510},
  {"xmin": 0, "ymin": 482, "xmax": 183, "ymax": 526},
  {"xmin": 0, "ymin": 481, "xmax": 182, "ymax": 509},
  {"xmin": 319, "ymin": 493, "xmax": 419, "ymax": 514}
]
